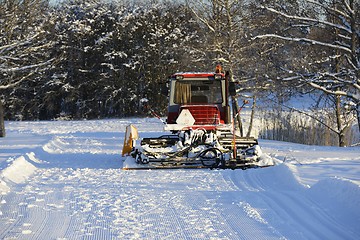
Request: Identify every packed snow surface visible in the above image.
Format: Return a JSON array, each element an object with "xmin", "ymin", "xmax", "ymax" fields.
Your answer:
[{"xmin": 0, "ymin": 118, "xmax": 359, "ymax": 239}]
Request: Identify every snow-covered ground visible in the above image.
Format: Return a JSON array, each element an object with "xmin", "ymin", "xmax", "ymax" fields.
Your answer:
[{"xmin": 0, "ymin": 118, "xmax": 359, "ymax": 239}]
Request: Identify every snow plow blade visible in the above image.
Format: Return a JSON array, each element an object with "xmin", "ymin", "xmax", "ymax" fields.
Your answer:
[{"xmin": 122, "ymin": 124, "xmax": 139, "ymax": 156}]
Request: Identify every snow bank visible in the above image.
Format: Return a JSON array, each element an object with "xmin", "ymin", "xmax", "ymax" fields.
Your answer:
[
  {"xmin": 309, "ymin": 177, "xmax": 360, "ymax": 212},
  {"xmin": 257, "ymin": 163, "xmax": 309, "ymax": 190},
  {"xmin": 0, "ymin": 154, "xmax": 38, "ymax": 194},
  {"xmin": 0, "ymin": 179, "xmax": 9, "ymax": 194},
  {"xmin": 308, "ymin": 177, "xmax": 360, "ymax": 233}
]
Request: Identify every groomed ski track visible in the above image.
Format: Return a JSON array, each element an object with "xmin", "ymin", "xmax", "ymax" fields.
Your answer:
[{"xmin": 0, "ymin": 119, "xmax": 359, "ymax": 240}]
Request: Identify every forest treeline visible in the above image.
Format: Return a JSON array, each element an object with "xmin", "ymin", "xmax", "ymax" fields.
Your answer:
[{"xmin": 1, "ymin": 0, "xmax": 359, "ymax": 146}]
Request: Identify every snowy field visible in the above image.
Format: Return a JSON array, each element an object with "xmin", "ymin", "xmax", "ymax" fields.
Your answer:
[{"xmin": 0, "ymin": 118, "xmax": 359, "ymax": 240}]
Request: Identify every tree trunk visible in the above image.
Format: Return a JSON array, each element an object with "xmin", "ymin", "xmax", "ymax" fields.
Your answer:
[
  {"xmin": 0, "ymin": 100, "xmax": 5, "ymax": 137},
  {"xmin": 232, "ymin": 96, "xmax": 244, "ymax": 137},
  {"xmin": 246, "ymin": 95, "xmax": 256, "ymax": 137},
  {"xmin": 356, "ymin": 101, "xmax": 360, "ymax": 139},
  {"xmin": 335, "ymin": 95, "xmax": 346, "ymax": 147}
]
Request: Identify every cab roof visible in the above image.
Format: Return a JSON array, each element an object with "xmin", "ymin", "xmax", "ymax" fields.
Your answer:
[{"xmin": 170, "ymin": 72, "xmax": 225, "ymax": 79}]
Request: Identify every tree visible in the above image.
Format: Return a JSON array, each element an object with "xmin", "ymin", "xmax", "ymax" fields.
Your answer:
[
  {"xmin": 48, "ymin": 0, "xmax": 127, "ymax": 119},
  {"xmin": 186, "ymin": 0, "xmax": 255, "ymax": 135},
  {"xmin": 41, "ymin": 0, "xmax": 201, "ymax": 119},
  {"xmin": 254, "ymin": 0, "xmax": 360, "ymax": 144},
  {"xmin": 0, "ymin": 101, "xmax": 4, "ymax": 137},
  {"xmin": 0, "ymin": 0, "xmax": 54, "ymax": 136}
]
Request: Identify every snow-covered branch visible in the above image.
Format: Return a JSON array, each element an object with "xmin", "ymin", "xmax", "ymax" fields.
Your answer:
[
  {"xmin": 0, "ymin": 72, "xmax": 34, "ymax": 90},
  {"xmin": 305, "ymin": 0, "xmax": 350, "ymax": 18},
  {"xmin": 262, "ymin": 6, "xmax": 352, "ymax": 34},
  {"xmin": 0, "ymin": 33, "xmax": 41, "ymax": 54},
  {"xmin": 186, "ymin": 0, "xmax": 215, "ymax": 33},
  {"xmin": 308, "ymin": 81, "xmax": 359, "ymax": 101},
  {"xmin": 253, "ymin": 34, "xmax": 352, "ymax": 54},
  {"xmin": 343, "ymin": 0, "xmax": 355, "ymax": 16},
  {"xmin": 0, "ymin": 58, "xmax": 54, "ymax": 73}
]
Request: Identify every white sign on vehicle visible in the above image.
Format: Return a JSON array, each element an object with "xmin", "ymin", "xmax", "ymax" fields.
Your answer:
[{"xmin": 176, "ymin": 109, "xmax": 195, "ymax": 126}]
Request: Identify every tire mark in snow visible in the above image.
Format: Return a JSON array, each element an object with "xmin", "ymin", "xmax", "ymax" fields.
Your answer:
[
  {"xmin": 1, "ymin": 163, "xmax": 284, "ymax": 239},
  {"xmin": 1, "ymin": 182, "xmax": 75, "ymax": 240},
  {"xmin": 111, "ymin": 170, "xmax": 232, "ymax": 239},
  {"xmin": 0, "ymin": 192, "xmax": 29, "ymax": 239},
  {"xmin": 167, "ymin": 192, "xmax": 229, "ymax": 239}
]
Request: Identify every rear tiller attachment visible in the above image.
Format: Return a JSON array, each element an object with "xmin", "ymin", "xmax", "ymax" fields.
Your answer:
[{"xmin": 122, "ymin": 126, "xmax": 272, "ymax": 170}]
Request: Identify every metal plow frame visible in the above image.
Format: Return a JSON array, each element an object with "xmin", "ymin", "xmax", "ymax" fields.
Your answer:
[
  {"xmin": 122, "ymin": 157, "xmax": 273, "ymax": 170},
  {"xmin": 122, "ymin": 125, "xmax": 274, "ymax": 170},
  {"xmin": 122, "ymin": 143, "xmax": 274, "ymax": 170}
]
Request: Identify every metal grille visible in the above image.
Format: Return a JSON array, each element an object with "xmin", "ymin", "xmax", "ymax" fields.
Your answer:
[{"xmin": 181, "ymin": 105, "xmax": 220, "ymax": 125}]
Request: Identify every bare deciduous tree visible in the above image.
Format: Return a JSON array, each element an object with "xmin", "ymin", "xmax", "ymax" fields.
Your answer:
[
  {"xmin": 186, "ymin": 0, "xmax": 259, "ymax": 136},
  {"xmin": 254, "ymin": 0, "xmax": 360, "ymax": 144}
]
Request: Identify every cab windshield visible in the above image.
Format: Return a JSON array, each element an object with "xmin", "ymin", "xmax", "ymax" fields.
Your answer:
[{"xmin": 174, "ymin": 80, "xmax": 223, "ymax": 104}]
